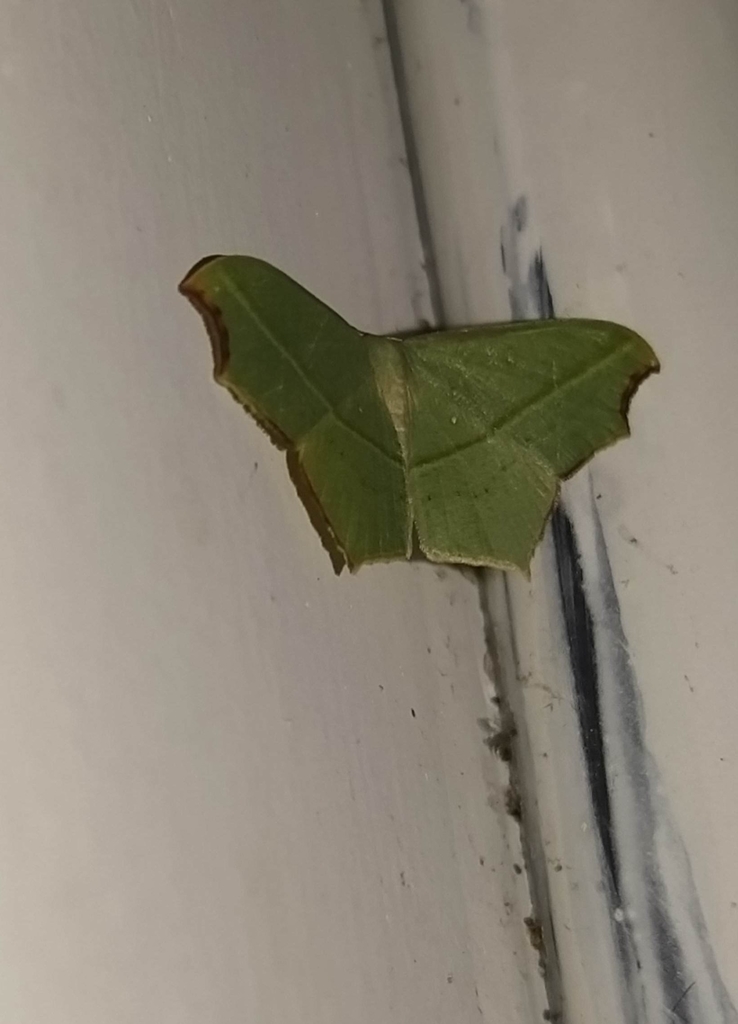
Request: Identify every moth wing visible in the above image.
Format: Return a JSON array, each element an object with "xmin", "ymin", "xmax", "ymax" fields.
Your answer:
[
  {"xmin": 181, "ymin": 256, "xmax": 409, "ymax": 570},
  {"xmin": 402, "ymin": 320, "xmax": 658, "ymax": 572}
]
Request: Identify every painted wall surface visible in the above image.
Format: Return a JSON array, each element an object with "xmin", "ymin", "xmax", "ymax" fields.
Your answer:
[
  {"xmin": 4, "ymin": 1, "xmax": 735, "ymax": 1021},
  {"xmin": 389, "ymin": 0, "xmax": 738, "ymax": 1020},
  {"xmin": 0, "ymin": 2, "xmax": 546, "ymax": 1023}
]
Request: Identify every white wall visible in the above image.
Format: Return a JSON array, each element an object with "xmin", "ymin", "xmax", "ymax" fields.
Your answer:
[
  {"xmin": 4, "ymin": 1, "xmax": 736, "ymax": 1021},
  {"xmin": 0, "ymin": 2, "xmax": 545, "ymax": 1022},
  {"xmin": 391, "ymin": 0, "xmax": 738, "ymax": 1020}
]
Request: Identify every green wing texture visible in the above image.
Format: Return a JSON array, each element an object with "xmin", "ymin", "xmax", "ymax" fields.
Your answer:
[{"xmin": 180, "ymin": 255, "xmax": 658, "ymax": 573}]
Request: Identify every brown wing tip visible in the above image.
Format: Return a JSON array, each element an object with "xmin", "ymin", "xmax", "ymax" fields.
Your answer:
[
  {"xmin": 620, "ymin": 346, "xmax": 660, "ymax": 429},
  {"xmin": 179, "ymin": 256, "xmax": 230, "ymax": 379},
  {"xmin": 178, "ymin": 254, "xmax": 226, "ymax": 292}
]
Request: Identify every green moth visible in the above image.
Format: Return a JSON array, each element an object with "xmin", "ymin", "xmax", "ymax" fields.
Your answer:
[{"xmin": 180, "ymin": 256, "xmax": 658, "ymax": 574}]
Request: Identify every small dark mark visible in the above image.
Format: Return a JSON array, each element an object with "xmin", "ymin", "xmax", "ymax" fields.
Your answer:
[
  {"xmin": 524, "ymin": 916, "xmax": 545, "ymax": 953},
  {"xmin": 458, "ymin": 0, "xmax": 483, "ymax": 34},
  {"xmin": 372, "ymin": 33, "xmax": 386, "ymax": 47},
  {"xmin": 378, "ymin": 684, "xmax": 384, "ymax": 691},
  {"xmin": 400, "ymin": 871, "xmax": 407, "ymax": 887},
  {"xmin": 484, "ymin": 721, "xmax": 517, "ymax": 762},
  {"xmin": 670, "ymin": 980, "xmax": 696, "ymax": 1020},
  {"xmin": 453, "ymin": 95, "xmax": 461, "ymax": 106},
  {"xmin": 596, "ymin": 492, "xmax": 602, "ymax": 499},
  {"xmin": 505, "ymin": 784, "xmax": 522, "ymax": 821},
  {"xmin": 513, "ymin": 863, "xmax": 522, "ymax": 875},
  {"xmin": 479, "ymin": 855, "xmax": 485, "ymax": 866},
  {"xmin": 411, "ymin": 708, "xmax": 416, "ymax": 718},
  {"xmin": 480, "ymin": 712, "xmax": 517, "ymax": 760},
  {"xmin": 512, "ymin": 195, "xmax": 528, "ymax": 233},
  {"xmin": 649, "ymin": 131, "xmax": 655, "ymax": 138},
  {"xmin": 447, "ymin": 973, "xmax": 453, "ymax": 984},
  {"xmin": 554, "ymin": 863, "xmax": 563, "ymax": 872}
]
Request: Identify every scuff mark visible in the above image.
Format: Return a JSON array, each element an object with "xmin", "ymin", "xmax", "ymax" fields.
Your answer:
[
  {"xmin": 582, "ymin": 482, "xmax": 737, "ymax": 1022},
  {"xmin": 459, "ymin": 0, "xmax": 483, "ymax": 36},
  {"xmin": 516, "ymin": 222, "xmax": 737, "ymax": 1022}
]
